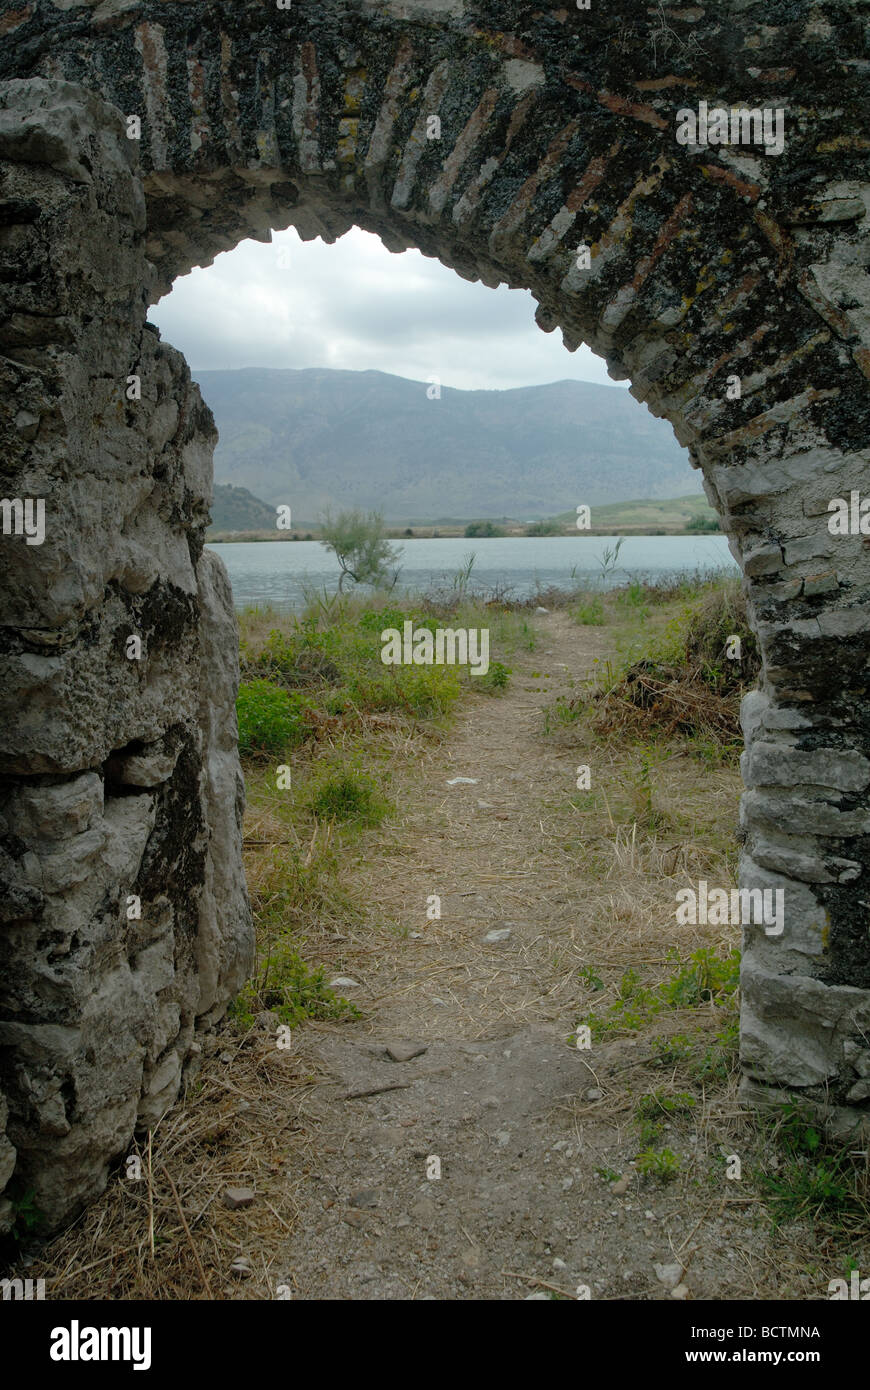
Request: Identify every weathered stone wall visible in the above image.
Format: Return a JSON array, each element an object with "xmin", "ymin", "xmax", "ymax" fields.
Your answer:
[
  {"xmin": 0, "ymin": 78, "xmax": 253, "ymax": 1230},
  {"xmin": 1, "ymin": 0, "xmax": 869, "ymax": 1228}
]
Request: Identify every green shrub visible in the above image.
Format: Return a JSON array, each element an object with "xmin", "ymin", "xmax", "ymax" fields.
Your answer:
[
  {"xmin": 478, "ymin": 660, "xmax": 511, "ymax": 691},
  {"xmin": 233, "ymin": 943, "xmax": 361, "ymax": 1029},
  {"xmin": 237, "ymin": 680, "xmax": 307, "ymax": 754}
]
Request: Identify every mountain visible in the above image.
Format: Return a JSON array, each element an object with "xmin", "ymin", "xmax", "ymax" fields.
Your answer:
[
  {"xmin": 209, "ymin": 483, "xmax": 276, "ymax": 533},
  {"xmin": 193, "ymin": 368, "xmax": 698, "ymax": 523}
]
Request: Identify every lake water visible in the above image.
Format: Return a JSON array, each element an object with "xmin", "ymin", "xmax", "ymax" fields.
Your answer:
[{"xmin": 209, "ymin": 535, "xmax": 737, "ymax": 612}]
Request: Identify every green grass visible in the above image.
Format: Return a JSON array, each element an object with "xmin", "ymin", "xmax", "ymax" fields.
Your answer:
[
  {"xmin": 229, "ymin": 943, "xmax": 361, "ymax": 1030},
  {"xmin": 237, "ymin": 593, "xmax": 524, "ymax": 743},
  {"xmin": 582, "ymin": 947, "xmax": 740, "ymax": 1041},
  {"xmin": 754, "ymin": 1102, "xmax": 870, "ymax": 1230},
  {"xmin": 302, "ymin": 760, "xmax": 392, "ymax": 827}
]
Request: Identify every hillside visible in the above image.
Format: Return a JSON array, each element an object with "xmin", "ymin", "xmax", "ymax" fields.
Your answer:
[
  {"xmin": 209, "ymin": 483, "xmax": 277, "ymax": 533},
  {"xmin": 553, "ymin": 493, "xmax": 718, "ymax": 533},
  {"xmin": 194, "ymin": 368, "xmax": 698, "ymax": 523}
]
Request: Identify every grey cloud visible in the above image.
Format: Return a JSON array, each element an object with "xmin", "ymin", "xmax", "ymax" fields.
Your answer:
[{"xmin": 151, "ymin": 226, "xmax": 623, "ymax": 392}]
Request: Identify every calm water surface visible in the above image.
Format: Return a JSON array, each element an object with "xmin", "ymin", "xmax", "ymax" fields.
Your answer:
[{"xmin": 208, "ymin": 534, "xmax": 737, "ymax": 612}]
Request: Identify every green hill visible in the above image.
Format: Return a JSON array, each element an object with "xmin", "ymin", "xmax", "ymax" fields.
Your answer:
[
  {"xmin": 208, "ymin": 484, "xmax": 276, "ymax": 535},
  {"xmin": 553, "ymin": 494, "xmax": 718, "ymax": 533}
]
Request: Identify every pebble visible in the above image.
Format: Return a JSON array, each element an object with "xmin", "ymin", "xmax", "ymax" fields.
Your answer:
[
  {"xmin": 610, "ymin": 1176, "xmax": 631, "ymax": 1195},
  {"xmin": 483, "ymin": 928, "xmax": 512, "ymax": 943},
  {"xmin": 655, "ymin": 1262, "xmax": 683, "ymax": 1289},
  {"xmin": 671, "ymin": 1283, "xmax": 690, "ymax": 1300},
  {"xmin": 552, "ymin": 1258, "xmax": 567, "ymax": 1271},
  {"xmin": 525, "ymin": 1291, "xmax": 551, "ymax": 1300},
  {"xmin": 644, "ymin": 1210, "xmax": 656, "ymax": 1221},
  {"xmin": 477, "ymin": 799, "xmax": 493, "ymax": 808},
  {"xmin": 329, "ymin": 977, "xmax": 359, "ymax": 988},
  {"xmin": 230, "ymin": 1257, "xmax": 252, "ymax": 1278},
  {"xmin": 349, "ymin": 1188, "xmax": 379, "ymax": 1209},
  {"xmin": 219, "ymin": 1052, "xmax": 233, "ymax": 1065},
  {"xmin": 535, "ymin": 606, "xmax": 549, "ymax": 614},
  {"xmin": 223, "ymin": 1186, "xmax": 255, "ymax": 1210},
  {"xmin": 386, "ymin": 1042, "xmax": 428, "ymax": 1063},
  {"xmin": 446, "ymin": 777, "xmax": 478, "ymax": 785},
  {"xmin": 585, "ymin": 1087, "xmax": 603, "ymax": 1101}
]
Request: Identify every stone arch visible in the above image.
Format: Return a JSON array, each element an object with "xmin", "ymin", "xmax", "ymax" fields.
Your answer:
[{"xmin": 1, "ymin": 0, "xmax": 869, "ymax": 1231}]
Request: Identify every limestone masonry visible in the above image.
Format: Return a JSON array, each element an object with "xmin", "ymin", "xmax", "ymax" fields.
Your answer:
[{"xmin": 0, "ymin": 0, "xmax": 868, "ymax": 1231}]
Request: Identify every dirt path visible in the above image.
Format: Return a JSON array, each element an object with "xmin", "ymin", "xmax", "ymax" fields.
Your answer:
[
  {"xmin": 251, "ymin": 614, "xmax": 821, "ymax": 1302},
  {"xmin": 26, "ymin": 611, "xmax": 863, "ymax": 1301}
]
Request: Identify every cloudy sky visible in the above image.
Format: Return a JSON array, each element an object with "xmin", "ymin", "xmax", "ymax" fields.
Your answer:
[{"xmin": 151, "ymin": 225, "xmax": 626, "ymax": 392}]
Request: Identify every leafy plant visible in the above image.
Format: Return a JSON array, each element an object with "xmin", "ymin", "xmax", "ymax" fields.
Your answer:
[
  {"xmin": 479, "ymin": 660, "xmax": 511, "ymax": 691},
  {"xmin": 636, "ymin": 1147, "xmax": 681, "ymax": 1181},
  {"xmin": 235, "ymin": 943, "xmax": 361, "ymax": 1029},
  {"xmin": 237, "ymin": 680, "xmax": 307, "ymax": 755}
]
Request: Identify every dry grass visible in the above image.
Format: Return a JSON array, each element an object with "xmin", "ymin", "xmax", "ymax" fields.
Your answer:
[{"xmin": 25, "ymin": 1029, "xmax": 338, "ymax": 1300}]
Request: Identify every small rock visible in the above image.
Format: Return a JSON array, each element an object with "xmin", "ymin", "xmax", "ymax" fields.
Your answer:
[
  {"xmin": 585, "ymin": 1087, "xmax": 603, "ymax": 1101},
  {"xmin": 552, "ymin": 1257, "xmax": 567, "ymax": 1271},
  {"xmin": 349, "ymin": 1188, "xmax": 379, "ymax": 1209},
  {"xmin": 446, "ymin": 777, "xmax": 478, "ymax": 785},
  {"xmin": 230, "ymin": 1257, "xmax": 253, "ymax": 1278},
  {"xmin": 410, "ymin": 931, "xmax": 422, "ymax": 938},
  {"xmin": 385, "ymin": 1042, "xmax": 428, "ymax": 1063},
  {"xmin": 535, "ymin": 606, "xmax": 549, "ymax": 614},
  {"xmin": 341, "ymin": 1209, "xmax": 365, "ymax": 1227},
  {"xmin": 219, "ymin": 1051, "xmax": 234, "ymax": 1064},
  {"xmin": 395, "ymin": 1215, "xmax": 411, "ymax": 1229},
  {"xmin": 525, "ymin": 1291, "xmax": 551, "ymax": 1300},
  {"xmin": 328, "ymin": 977, "xmax": 359, "ymax": 988},
  {"xmin": 644, "ymin": 1210, "xmax": 656, "ymax": 1221},
  {"xmin": 610, "ymin": 1176, "xmax": 631, "ymax": 1195},
  {"xmin": 483, "ymin": 928, "xmax": 512, "ymax": 943},
  {"xmin": 561, "ymin": 1177, "xmax": 574, "ymax": 1191},
  {"xmin": 654, "ymin": 1262, "xmax": 683, "ymax": 1289},
  {"xmin": 670, "ymin": 1283, "xmax": 690, "ymax": 1300},
  {"xmin": 495, "ymin": 1129, "xmax": 511, "ymax": 1147},
  {"xmin": 477, "ymin": 799, "xmax": 493, "ymax": 808},
  {"xmin": 223, "ymin": 1186, "xmax": 255, "ymax": 1210}
]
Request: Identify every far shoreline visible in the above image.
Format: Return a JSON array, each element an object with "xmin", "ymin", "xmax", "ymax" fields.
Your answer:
[{"xmin": 207, "ymin": 526, "xmax": 720, "ymax": 543}]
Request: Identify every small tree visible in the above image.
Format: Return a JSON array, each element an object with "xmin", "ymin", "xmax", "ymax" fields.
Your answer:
[{"xmin": 319, "ymin": 508, "xmax": 401, "ymax": 591}]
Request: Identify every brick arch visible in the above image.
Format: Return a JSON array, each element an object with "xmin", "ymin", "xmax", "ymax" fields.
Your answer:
[{"xmin": 1, "ymin": 0, "xmax": 869, "ymax": 1229}]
